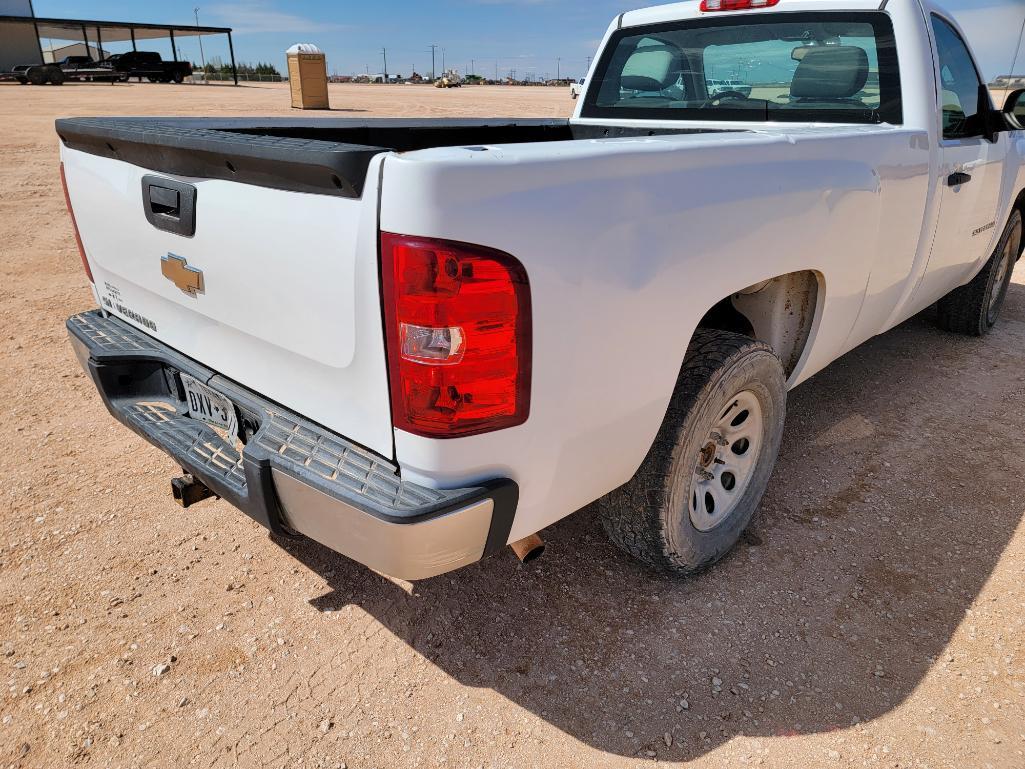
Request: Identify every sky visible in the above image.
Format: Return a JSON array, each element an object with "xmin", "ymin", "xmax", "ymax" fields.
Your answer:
[{"xmin": 27, "ymin": 0, "xmax": 1025, "ymax": 82}]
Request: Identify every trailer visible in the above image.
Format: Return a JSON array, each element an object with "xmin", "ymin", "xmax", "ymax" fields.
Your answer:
[{"xmin": 5, "ymin": 63, "xmax": 64, "ymax": 84}]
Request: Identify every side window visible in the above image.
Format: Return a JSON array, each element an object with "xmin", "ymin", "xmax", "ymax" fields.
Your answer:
[{"xmin": 931, "ymin": 16, "xmax": 983, "ymax": 140}]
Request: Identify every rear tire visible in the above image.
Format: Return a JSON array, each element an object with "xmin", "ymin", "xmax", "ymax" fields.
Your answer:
[
  {"xmin": 936, "ymin": 210, "xmax": 1022, "ymax": 336},
  {"xmin": 48, "ymin": 68, "xmax": 65, "ymax": 85},
  {"xmin": 598, "ymin": 329, "xmax": 786, "ymax": 575},
  {"xmin": 173, "ymin": 72, "xmax": 184, "ymax": 84}
]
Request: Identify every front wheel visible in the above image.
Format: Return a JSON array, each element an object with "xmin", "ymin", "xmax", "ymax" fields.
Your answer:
[
  {"xmin": 598, "ymin": 329, "xmax": 786, "ymax": 575},
  {"xmin": 937, "ymin": 210, "xmax": 1022, "ymax": 336}
]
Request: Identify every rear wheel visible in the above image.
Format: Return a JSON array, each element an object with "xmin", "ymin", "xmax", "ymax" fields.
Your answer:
[
  {"xmin": 598, "ymin": 329, "xmax": 786, "ymax": 575},
  {"xmin": 172, "ymin": 71, "xmax": 184, "ymax": 84},
  {"xmin": 937, "ymin": 210, "xmax": 1022, "ymax": 336},
  {"xmin": 48, "ymin": 68, "xmax": 65, "ymax": 85}
]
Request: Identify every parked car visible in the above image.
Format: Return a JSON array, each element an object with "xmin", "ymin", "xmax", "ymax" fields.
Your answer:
[
  {"xmin": 107, "ymin": 51, "xmax": 192, "ymax": 83},
  {"xmin": 570, "ymin": 78, "xmax": 585, "ymax": 99},
  {"xmin": 705, "ymin": 78, "xmax": 753, "ymax": 98},
  {"xmin": 59, "ymin": 0, "xmax": 1025, "ymax": 581}
]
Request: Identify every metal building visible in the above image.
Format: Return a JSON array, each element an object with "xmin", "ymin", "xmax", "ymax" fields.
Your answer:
[{"xmin": 0, "ymin": 0, "xmax": 237, "ymax": 83}]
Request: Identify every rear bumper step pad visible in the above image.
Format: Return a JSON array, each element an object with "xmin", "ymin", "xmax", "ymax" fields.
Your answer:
[{"xmin": 67, "ymin": 310, "xmax": 517, "ymax": 579}]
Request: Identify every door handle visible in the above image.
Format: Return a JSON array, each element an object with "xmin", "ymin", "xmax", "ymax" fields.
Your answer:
[
  {"xmin": 148, "ymin": 185, "xmax": 180, "ymax": 219},
  {"xmin": 141, "ymin": 175, "xmax": 197, "ymax": 236},
  {"xmin": 947, "ymin": 171, "xmax": 972, "ymax": 187}
]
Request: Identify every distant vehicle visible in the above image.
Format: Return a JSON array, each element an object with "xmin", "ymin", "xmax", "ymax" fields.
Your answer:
[
  {"xmin": 61, "ymin": 0, "xmax": 1025, "ymax": 582},
  {"xmin": 434, "ymin": 70, "xmax": 463, "ymax": 88},
  {"xmin": 705, "ymin": 78, "xmax": 753, "ymax": 98},
  {"xmin": 107, "ymin": 51, "xmax": 193, "ymax": 83},
  {"xmin": 4, "ymin": 55, "xmax": 125, "ymax": 85},
  {"xmin": 9, "ymin": 63, "xmax": 64, "ymax": 85},
  {"xmin": 570, "ymin": 78, "xmax": 585, "ymax": 99},
  {"xmin": 54, "ymin": 56, "xmax": 126, "ymax": 83}
]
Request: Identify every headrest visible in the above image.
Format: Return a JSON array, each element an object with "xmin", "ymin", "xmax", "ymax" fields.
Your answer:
[
  {"xmin": 621, "ymin": 45, "xmax": 681, "ymax": 92},
  {"xmin": 791, "ymin": 46, "xmax": 869, "ymax": 99}
]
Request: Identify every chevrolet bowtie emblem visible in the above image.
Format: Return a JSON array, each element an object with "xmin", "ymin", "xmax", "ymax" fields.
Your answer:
[{"xmin": 161, "ymin": 254, "xmax": 204, "ymax": 296}]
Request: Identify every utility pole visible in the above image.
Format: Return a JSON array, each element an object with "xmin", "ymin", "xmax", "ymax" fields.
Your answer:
[
  {"xmin": 442, "ymin": 48, "xmax": 446, "ymax": 73},
  {"xmin": 429, "ymin": 44, "xmax": 437, "ymax": 80},
  {"xmin": 194, "ymin": 7, "xmax": 206, "ymax": 72},
  {"xmin": 556, "ymin": 57, "xmax": 561, "ymax": 81},
  {"xmin": 381, "ymin": 47, "xmax": 388, "ymax": 82},
  {"xmin": 471, "ymin": 58, "xmax": 474, "ymax": 76}
]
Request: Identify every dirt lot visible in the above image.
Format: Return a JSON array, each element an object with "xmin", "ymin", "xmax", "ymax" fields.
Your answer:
[{"xmin": 1, "ymin": 81, "xmax": 1024, "ymax": 769}]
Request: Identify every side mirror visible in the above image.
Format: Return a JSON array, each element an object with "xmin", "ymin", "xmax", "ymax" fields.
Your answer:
[
  {"xmin": 1002, "ymin": 88, "xmax": 1025, "ymax": 130},
  {"xmin": 979, "ymin": 85, "xmax": 1021, "ymax": 142}
]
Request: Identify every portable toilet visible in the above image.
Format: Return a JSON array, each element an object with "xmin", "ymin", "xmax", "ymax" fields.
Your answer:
[{"xmin": 286, "ymin": 44, "xmax": 329, "ymax": 110}]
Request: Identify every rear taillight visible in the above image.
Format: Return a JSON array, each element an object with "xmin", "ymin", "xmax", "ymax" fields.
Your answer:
[
  {"xmin": 59, "ymin": 162, "xmax": 93, "ymax": 283},
  {"xmin": 700, "ymin": 0, "xmax": 780, "ymax": 10},
  {"xmin": 381, "ymin": 233, "xmax": 531, "ymax": 438}
]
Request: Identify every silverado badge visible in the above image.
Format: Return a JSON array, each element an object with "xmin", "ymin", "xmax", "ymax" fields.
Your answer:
[{"xmin": 161, "ymin": 254, "xmax": 204, "ymax": 296}]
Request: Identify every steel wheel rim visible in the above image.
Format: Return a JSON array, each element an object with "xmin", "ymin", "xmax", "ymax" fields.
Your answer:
[
  {"xmin": 689, "ymin": 390, "xmax": 764, "ymax": 532},
  {"xmin": 988, "ymin": 240, "xmax": 1014, "ymax": 323}
]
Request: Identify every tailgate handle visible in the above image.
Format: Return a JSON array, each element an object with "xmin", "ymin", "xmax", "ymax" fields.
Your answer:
[{"xmin": 141, "ymin": 175, "xmax": 197, "ymax": 237}]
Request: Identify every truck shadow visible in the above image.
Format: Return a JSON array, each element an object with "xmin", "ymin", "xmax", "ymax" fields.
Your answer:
[{"xmin": 277, "ymin": 280, "xmax": 1025, "ymax": 760}]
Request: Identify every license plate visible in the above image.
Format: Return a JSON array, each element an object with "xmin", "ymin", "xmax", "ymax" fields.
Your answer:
[{"xmin": 179, "ymin": 372, "xmax": 239, "ymax": 445}]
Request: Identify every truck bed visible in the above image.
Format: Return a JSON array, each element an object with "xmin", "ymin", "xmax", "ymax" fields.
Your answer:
[{"xmin": 55, "ymin": 117, "xmax": 729, "ymax": 197}]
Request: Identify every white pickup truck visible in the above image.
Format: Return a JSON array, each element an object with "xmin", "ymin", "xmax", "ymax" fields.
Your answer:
[{"xmin": 61, "ymin": 0, "xmax": 1025, "ymax": 580}]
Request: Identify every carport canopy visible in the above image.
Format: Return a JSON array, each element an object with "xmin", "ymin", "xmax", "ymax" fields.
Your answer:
[{"xmin": 0, "ymin": 14, "xmax": 237, "ymax": 83}]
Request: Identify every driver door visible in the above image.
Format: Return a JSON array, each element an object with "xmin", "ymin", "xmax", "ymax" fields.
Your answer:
[{"xmin": 914, "ymin": 15, "xmax": 1007, "ymax": 307}]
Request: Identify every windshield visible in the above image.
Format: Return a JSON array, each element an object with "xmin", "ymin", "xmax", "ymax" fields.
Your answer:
[{"xmin": 582, "ymin": 11, "xmax": 902, "ymax": 124}]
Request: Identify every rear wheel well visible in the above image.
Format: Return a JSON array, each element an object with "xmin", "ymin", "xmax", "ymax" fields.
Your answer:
[{"xmin": 697, "ymin": 270, "xmax": 820, "ymax": 378}]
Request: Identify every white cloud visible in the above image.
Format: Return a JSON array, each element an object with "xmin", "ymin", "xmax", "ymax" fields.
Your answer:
[{"xmin": 205, "ymin": 2, "xmax": 349, "ymax": 35}]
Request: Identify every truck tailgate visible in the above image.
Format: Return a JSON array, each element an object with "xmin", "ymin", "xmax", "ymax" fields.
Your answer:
[{"xmin": 59, "ymin": 132, "xmax": 394, "ymax": 458}]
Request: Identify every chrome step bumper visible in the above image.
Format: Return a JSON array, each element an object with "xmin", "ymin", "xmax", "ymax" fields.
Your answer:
[{"xmin": 67, "ymin": 310, "xmax": 517, "ymax": 580}]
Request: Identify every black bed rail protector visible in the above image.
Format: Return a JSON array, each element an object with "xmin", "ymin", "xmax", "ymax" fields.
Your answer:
[
  {"xmin": 56, "ymin": 117, "xmax": 391, "ymax": 198},
  {"xmin": 55, "ymin": 116, "xmax": 732, "ymax": 198}
]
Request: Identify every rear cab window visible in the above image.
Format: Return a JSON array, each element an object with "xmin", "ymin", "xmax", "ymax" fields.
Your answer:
[{"xmin": 582, "ymin": 11, "xmax": 903, "ymax": 124}]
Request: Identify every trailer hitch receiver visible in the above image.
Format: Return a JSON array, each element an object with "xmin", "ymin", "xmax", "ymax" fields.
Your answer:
[{"xmin": 171, "ymin": 473, "xmax": 216, "ymax": 508}]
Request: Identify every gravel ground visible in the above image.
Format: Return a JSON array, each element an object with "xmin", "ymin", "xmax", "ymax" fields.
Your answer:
[{"xmin": 1, "ymin": 81, "xmax": 1024, "ymax": 769}]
